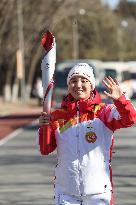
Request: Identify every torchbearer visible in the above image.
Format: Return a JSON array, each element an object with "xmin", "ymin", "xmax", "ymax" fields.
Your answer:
[
  {"xmin": 39, "ymin": 31, "xmax": 56, "ymax": 155},
  {"xmin": 38, "ymin": 61, "xmax": 136, "ymax": 204}
]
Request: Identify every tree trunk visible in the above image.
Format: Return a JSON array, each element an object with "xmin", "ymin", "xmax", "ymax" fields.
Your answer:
[
  {"xmin": 26, "ymin": 45, "xmax": 43, "ymax": 100},
  {"xmin": 4, "ymin": 84, "xmax": 12, "ymax": 102},
  {"xmin": 12, "ymin": 78, "xmax": 19, "ymax": 102},
  {"xmin": 4, "ymin": 65, "xmax": 14, "ymax": 102}
]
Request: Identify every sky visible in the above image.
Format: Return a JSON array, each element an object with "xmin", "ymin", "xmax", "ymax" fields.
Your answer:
[
  {"xmin": 102, "ymin": 0, "xmax": 120, "ymax": 9},
  {"xmin": 102, "ymin": 0, "xmax": 136, "ymax": 9}
]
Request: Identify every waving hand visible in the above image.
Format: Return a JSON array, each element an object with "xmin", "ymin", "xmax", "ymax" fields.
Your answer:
[{"xmin": 102, "ymin": 76, "xmax": 123, "ymax": 100}]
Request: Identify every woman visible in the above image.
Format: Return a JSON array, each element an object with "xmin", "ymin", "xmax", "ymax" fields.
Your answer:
[{"xmin": 38, "ymin": 63, "xmax": 136, "ymax": 205}]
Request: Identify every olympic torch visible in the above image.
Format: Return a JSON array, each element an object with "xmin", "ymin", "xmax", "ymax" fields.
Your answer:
[{"xmin": 39, "ymin": 31, "xmax": 56, "ymax": 155}]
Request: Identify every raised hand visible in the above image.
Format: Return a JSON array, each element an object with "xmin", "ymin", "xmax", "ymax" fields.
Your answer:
[{"xmin": 102, "ymin": 76, "xmax": 123, "ymax": 100}]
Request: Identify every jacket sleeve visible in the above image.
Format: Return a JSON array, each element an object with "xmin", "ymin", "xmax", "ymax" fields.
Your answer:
[
  {"xmin": 38, "ymin": 124, "xmax": 57, "ymax": 155},
  {"xmin": 101, "ymin": 94, "xmax": 136, "ymax": 132}
]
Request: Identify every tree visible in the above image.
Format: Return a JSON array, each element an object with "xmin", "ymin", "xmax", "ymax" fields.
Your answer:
[
  {"xmin": 117, "ymin": 0, "xmax": 136, "ymax": 18},
  {"xmin": 0, "ymin": 0, "xmax": 136, "ymax": 101}
]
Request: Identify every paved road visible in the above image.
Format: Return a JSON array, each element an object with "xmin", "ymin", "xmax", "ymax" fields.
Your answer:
[
  {"xmin": 0, "ymin": 122, "xmax": 136, "ymax": 205},
  {"xmin": 112, "ymin": 125, "xmax": 136, "ymax": 205}
]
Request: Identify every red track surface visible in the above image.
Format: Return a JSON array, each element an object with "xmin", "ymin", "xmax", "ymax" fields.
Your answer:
[{"xmin": 0, "ymin": 109, "xmax": 41, "ymax": 140}]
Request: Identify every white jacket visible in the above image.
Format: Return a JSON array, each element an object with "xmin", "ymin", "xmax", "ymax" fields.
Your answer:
[{"xmin": 39, "ymin": 93, "xmax": 136, "ymax": 196}]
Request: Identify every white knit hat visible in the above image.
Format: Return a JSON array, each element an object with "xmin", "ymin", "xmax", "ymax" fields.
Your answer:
[{"xmin": 67, "ymin": 63, "xmax": 95, "ymax": 90}]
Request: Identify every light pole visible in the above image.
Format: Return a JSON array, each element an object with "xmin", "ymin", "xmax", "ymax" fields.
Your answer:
[
  {"xmin": 72, "ymin": 9, "xmax": 86, "ymax": 60},
  {"xmin": 72, "ymin": 18, "xmax": 79, "ymax": 59},
  {"xmin": 17, "ymin": 0, "xmax": 25, "ymax": 101},
  {"xmin": 118, "ymin": 20, "xmax": 128, "ymax": 61}
]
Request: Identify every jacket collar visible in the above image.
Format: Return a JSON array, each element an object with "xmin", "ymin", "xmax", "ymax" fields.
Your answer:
[{"xmin": 61, "ymin": 90, "xmax": 102, "ymax": 114}]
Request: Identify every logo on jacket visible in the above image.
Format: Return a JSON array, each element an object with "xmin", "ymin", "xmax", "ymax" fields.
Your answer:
[{"xmin": 85, "ymin": 132, "xmax": 97, "ymax": 143}]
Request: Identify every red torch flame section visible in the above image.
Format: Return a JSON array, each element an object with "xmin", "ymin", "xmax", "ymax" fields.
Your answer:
[{"xmin": 41, "ymin": 30, "xmax": 54, "ymax": 52}]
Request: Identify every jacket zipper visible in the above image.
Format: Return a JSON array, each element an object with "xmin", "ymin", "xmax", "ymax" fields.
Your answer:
[
  {"xmin": 76, "ymin": 101, "xmax": 83, "ymax": 196},
  {"xmin": 76, "ymin": 101, "xmax": 80, "ymax": 123}
]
